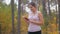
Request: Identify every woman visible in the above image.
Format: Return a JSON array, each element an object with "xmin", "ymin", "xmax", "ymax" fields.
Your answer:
[{"xmin": 23, "ymin": 2, "xmax": 44, "ymax": 34}]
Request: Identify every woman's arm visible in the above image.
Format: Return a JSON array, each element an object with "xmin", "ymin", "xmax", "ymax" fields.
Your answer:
[
  {"xmin": 29, "ymin": 12, "xmax": 44, "ymax": 25},
  {"xmin": 22, "ymin": 16, "xmax": 29, "ymax": 25}
]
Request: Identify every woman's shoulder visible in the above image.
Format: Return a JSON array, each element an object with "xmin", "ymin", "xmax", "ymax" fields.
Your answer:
[
  {"xmin": 37, "ymin": 11, "xmax": 43, "ymax": 16},
  {"xmin": 37, "ymin": 11, "xmax": 42, "ymax": 14}
]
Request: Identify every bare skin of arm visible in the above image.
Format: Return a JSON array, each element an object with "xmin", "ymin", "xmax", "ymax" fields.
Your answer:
[{"xmin": 29, "ymin": 12, "xmax": 44, "ymax": 26}]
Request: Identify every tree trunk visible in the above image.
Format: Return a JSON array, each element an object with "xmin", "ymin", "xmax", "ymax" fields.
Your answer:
[
  {"xmin": 41, "ymin": 0, "xmax": 48, "ymax": 34},
  {"xmin": 11, "ymin": 0, "xmax": 15, "ymax": 34},
  {"xmin": 58, "ymin": 0, "xmax": 60, "ymax": 34},
  {"xmin": 17, "ymin": 0, "xmax": 21, "ymax": 34}
]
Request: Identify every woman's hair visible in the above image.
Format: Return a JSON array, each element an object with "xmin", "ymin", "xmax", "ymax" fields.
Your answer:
[{"xmin": 28, "ymin": 2, "xmax": 36, "ymax": 8}]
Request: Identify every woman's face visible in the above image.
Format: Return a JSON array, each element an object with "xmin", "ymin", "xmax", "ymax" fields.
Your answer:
[{"xmin": 29, "ymin": 5, "xmax": 36, "ymax": 12}]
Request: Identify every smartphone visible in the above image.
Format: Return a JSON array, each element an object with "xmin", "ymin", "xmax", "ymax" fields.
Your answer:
[{"xmin": 25, "ymin": 18, "xmax": 29, "ymax": 21}]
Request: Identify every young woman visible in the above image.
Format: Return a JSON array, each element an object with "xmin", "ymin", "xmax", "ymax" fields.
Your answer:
[{"xmin": 23, "ymin": 2, "xmax": 44, "ymax": 34}]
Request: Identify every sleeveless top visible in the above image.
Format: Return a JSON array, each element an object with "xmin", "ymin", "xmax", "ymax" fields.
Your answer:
[{"xmin": 28, "ymin": 11, "xmax": 41, "ymax": 32}]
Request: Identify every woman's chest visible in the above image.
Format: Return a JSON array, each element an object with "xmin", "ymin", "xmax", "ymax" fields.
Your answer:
[{"xmin": 28, "ymin": 13, "xmax": 39, "ymax": 20}]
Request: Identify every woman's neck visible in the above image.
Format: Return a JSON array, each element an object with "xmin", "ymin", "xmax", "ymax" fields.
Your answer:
[{"xmin": 32, "ymin": 10, "xmax": 37, "ymax": 14}]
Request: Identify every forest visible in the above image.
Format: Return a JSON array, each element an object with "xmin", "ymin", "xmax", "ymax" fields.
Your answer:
[{"xmin": 0, "ymin": 0, "xmax": 60, "ymax": 34}]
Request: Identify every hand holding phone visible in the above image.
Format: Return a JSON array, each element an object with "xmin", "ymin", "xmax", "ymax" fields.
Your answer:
[
  {"xmin": 25, "ymin": 17, "xmax": 29, "ymax": 21},
  {"xmin": 22, "ymin": 16, "xmax": 29, "ymax": 21}
]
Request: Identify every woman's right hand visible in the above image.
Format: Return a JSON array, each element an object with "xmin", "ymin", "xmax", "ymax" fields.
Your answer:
[
  {"xmin": 22, "ymin": 16, "xmax": 29, "ymax": 25},
  {"xmin": 22, "ymin": 16, "xmax": 29, "ymax": 23}
]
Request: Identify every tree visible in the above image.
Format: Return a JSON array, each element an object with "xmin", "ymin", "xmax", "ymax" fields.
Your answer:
[
  {"xmin": 58, "ymin": 0, "xmax": 60, "ymax": 34},
  {"xmin": 11, "ymin": 0, "xmax": 15, "ymax": 34},
  {"xmin": 17, "ymin": 0, "xmax": 21, "ymax": 34},
  {"xmin": 41, "ymin": 0, "xmax": 48, "ymax": 34}
]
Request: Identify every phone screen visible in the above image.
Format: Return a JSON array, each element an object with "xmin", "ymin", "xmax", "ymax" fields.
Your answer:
[{"xmin": 25, "ymin": 18, "xmax": 29, "ymax": 21}]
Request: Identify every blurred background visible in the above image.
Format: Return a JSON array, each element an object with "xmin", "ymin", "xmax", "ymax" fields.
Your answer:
[{"xmin": 0, "ymin": 0, "xmax": 60, "ymax": 34}]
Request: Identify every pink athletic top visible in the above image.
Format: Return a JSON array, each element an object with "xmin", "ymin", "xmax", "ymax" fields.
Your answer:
[{"xmin": 28, "ymin": 11, "xmax": 41, "ymax": 32}]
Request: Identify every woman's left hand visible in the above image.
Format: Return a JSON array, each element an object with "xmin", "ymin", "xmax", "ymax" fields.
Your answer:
[{"xmin": 29, "ymin": 19, "xmax": 35, "ymax": 23}]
